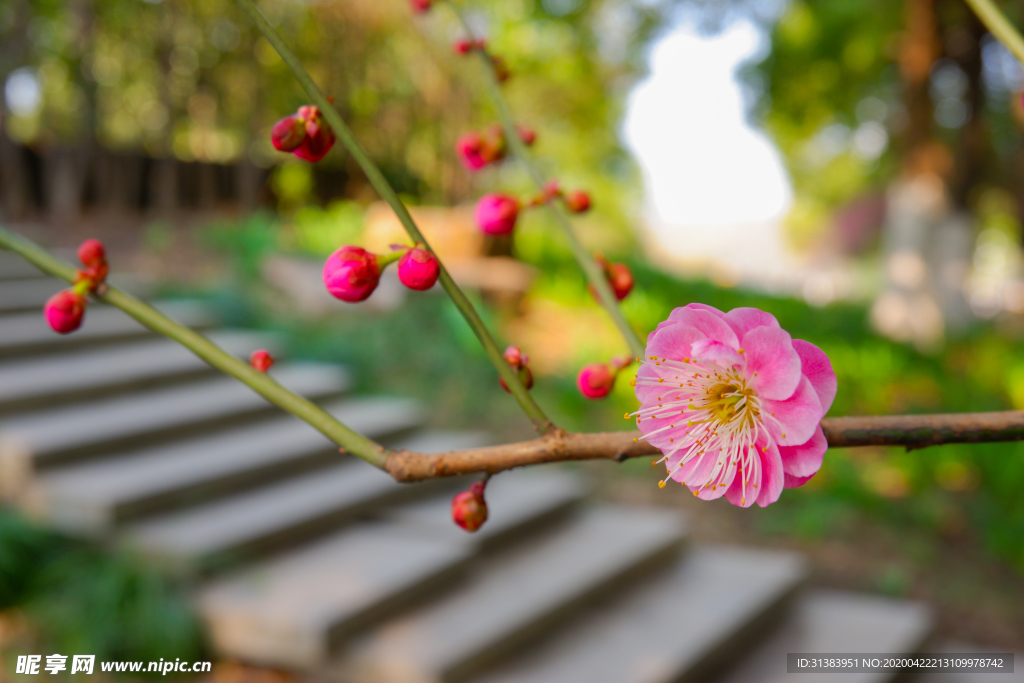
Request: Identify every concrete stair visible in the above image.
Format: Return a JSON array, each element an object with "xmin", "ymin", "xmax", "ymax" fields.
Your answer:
[{"xmin": 0, "ymin": 252, "xmax": 977, "ymax": 682}]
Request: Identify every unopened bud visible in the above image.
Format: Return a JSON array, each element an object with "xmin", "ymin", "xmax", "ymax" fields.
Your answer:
[
  {"xmin": 565, "ymin": 190, "xmax": 591, "ymax": 213},
  {"xmin": 517, "ymin": 125, "xmax": 536, "ymax": 146},
  {"xmin": 322, "ymin": 246, "xmax": 382, "ymax": 303},
  {"xmin": 271, "ymin": 115, "xmax": 306, "ymax": 152},
  {"xmin": 491, "ymin": 55, "xmax": 510, "ymax": 82},
  {"xmin": 456, "ymin": 132, "xmax": 488, "ymax": 171},
  {"xmin": 78, "ymin": 239, "xmax": 106, "ymax": 267},
  {"xmin": 452, "ymin": 480, "xmax": 488, "ymax": 532},
  {"xmin": 250, "ymin": 350, "xmax": 274, "ymax": 372},
  {"xmin": 44, "ymin": 290, "xmax": 87, "ymax": 335},
  {"xmin": 397, "ymin": 247, "xmax": 440, "ymax": 291},
  {"xmin": 499, "ymin": 345, "xmax": 535, "ymax": 393},
  {"xmin": 453, "ymin": 39, "xmax": 475, "ymax": 54},
  {"xmin": 410, "ymin": 0, "xmax": 432, "ymax": 12},
  {"xmin": 576, "ymin": 362, "xmax": 615, "ymax": 399},
  {"xmin": 475, "ymin": 193, "xmax": 520, "ymax": 235}
]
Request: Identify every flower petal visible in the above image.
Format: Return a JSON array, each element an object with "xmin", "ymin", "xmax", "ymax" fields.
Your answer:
[
  {"xmin": 646, "ymin": 322, "xmax": 707, "ymax": 363},
  {"xmin": 756, "ymin": 436, "xmax": 785, "ymax": 507},
  {"xmin": 784, "ymin": 473, "xmax": 813, "ymax": 489},
  {"xmin": 741, "ymin": 326, "xmax": 802, "ymax": 400},
  {"xmin": 724, "ymin": 307, "xmax": 780, "ymax": 338},
  {"xmin": 779, "ymin": 425, "xmax": 827, "ymax": 478},
  {"xmin": 724, "ymin": 473, "xmax": 756, "ymax": 508},
  {"xmin": 762, "ymin": 376, "xmax": 823, "ymax": 446},
  {"xmin": 663, "ymin": 308, "xmax": 739, "ymax": 348},
  {"xmin": 671, "ymin": 303, "xmax": 727, "ymax": 321},
  {"xmin": 792, "ymin": 339, "xmax": 838, "ymax": 415},
  {"xmin": 690, "ymin": 338, "xmax": 744, "ymax": 367}
]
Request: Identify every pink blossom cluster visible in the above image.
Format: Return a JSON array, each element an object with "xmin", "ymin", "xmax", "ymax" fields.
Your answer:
[
  {"xmin": 43, "ymin": 239, "xmax": 110, "ymax": 335},
  {"xmin": 322, "ymin": 244, "xmax": 441, "ymax": 303}
]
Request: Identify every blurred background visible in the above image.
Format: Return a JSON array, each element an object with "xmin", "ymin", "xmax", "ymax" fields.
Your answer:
[{"xmin": 1, "ymin": 0, "xmax": 1024, "ymax": 675}]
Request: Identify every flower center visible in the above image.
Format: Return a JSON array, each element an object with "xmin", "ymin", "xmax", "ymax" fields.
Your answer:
[{"xmin": 630, "ymin": 355, "xmax": 768, "ymax": 504}]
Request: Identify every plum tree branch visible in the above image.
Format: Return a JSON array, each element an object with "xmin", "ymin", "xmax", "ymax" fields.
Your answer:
[
  {"xmin": 0, "ymin": 224, "xmax": 391, "ymax": 469},
  {"xmin": 233, "ymin": 0, "xmax": 555, "ymax": 434},
  {"xmin": 443, "ymin": 3, "xmax": 647, "ymax": 360},
  {"xmin": 384, "ymin": 410, "xmax": 1024, "ymax": 481}
]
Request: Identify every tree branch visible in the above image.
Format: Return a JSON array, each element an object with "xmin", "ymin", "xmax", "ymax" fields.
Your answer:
[
  {"xmin": 963, "ymin": 0, "xmax": 1024, "ymax": 66},
  {"xmin": 232, "ymin": 0, "xmax": 555, "ymax": 434},
  {"xmin": 442, "ymin": 3, "xmax": 647, "ymax": 360},
  {"xmin": 384, "ymin": 411, "xmax": 1024, "ymax": 481},
  {"xmin": 0, "ymin": 225, "xmax": 390, "ymax": 469}
]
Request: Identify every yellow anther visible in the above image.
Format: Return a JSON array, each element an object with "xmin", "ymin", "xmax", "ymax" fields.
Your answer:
[
  {"xmin": 633, "ymin": 437, "xmax": 638, "ymax": 442},
  {"xmin": 738, "ymin": 349, "xmax": 744, "ymax": 354},
  {"xmin": 658, "ymin": 378, "xmax": 664, "ymax": 383},
  {"xmin": 658, "ymin": 480, "xmax": 667, "ymax": 489},
  {"xmin": 741, "ymin": 497, "xmax": 746, "ymax": 505}
]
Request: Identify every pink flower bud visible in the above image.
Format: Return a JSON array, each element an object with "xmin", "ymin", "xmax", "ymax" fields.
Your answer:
[
  {"xmin": 250, "ymin": 350, "xmax": 274, "ymax": 372},
  {"xmin": 410, "ymin": 0, "xmax": 432, "ymax": 12},
  {"xmin": 271, "ymin": 115, "xmax": 306, "ymax": 152},
  {"xmin": 577, "ymin": 363, "xmax": 615, "ymax": 399},
  {"xmin": 453, "ymin": 39, "xmax": 474, "ymax": 54},
  {"xmin": 44, "ymin": 290, "xmax": 87, "ymax": 335},
  {"xmin": 475, "ymin": 193, "xmax": 520, "ymax": 235},
  {"xmin": 397, "ymin": 247, "xmax": 440, "ymax": 291},
  {"xmin": 452, "ymin": 480, "xmax": 488, "ymax": 532},
  {"xmin": 499, "ymin": 345, "xmax": 535, "ymax": 393},
  {"xmin": 456, "ymin": 132, "xmax": 489, "ymax": 171},
  {"xmin": 565, "ymin": 190, "xmax": 591, "ymax": 213},
  {"xmin": 517, "ymin": 125, "xmax": 536, "ymax": 146},
  {"xmin": 323, "ymin": 246, "xmax": 382, "ymax": 303},
  {"xmin": 78, "ymin": 239, "xmax": 106, "ymax": 267}
]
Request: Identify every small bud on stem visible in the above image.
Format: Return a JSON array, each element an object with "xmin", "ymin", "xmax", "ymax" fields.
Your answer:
[
  {"xmin": 250, "ymin": 350, "xmax": 274, "ymax": 372},
  {"xmin": 452, "ymin": 478, "xmax": 489, "ymax": 532},
  {"xmin": 499, "ymin": 345, "xmax": 535, "ymax": 393}
]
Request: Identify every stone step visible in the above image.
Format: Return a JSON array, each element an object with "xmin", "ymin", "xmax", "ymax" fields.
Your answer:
[
  {"xmin": 0, "ymin": 277, "xmax": 65, "ymax": 313},
  {"xmin": 387, "ymin": 469, "xmax": 587, "ymax": 552},
  {"xmin": 0, "ymin": 275, "xmax": 152, "ymax": 315},
  {"xmin": 0, "ymin": 331, "xmax": 277, "ymax": 416},
  {"xmin": 0, "ymin": 364, "xmax": 349, "ymax": 486},
  {"xmin": 472, "ymin": 545, "xmax": 807, "ymax": 683},
  {"xmin": 714, "ymin": 589, "xmax": 933, "ymax": 683},
  {"xmin": 119, "ymin": 427, "xmax": 488, "ymax": 572},
  {"xmin": 0, "ymin": 300, "xmax": 217, "ymax": 360},
  {"xmin": 199, "ymin": 521, "xmax": 476, "ymax": 669},
  {"xmin": 336, "ymin": 505, "xmax": 687, "ymax": 683},
  {"xmin": 27, "ymin": 397, "xmax": 430, "ymax": 533}
]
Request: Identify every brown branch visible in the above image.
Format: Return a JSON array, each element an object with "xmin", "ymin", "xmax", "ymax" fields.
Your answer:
[{"xmin": 384, "ymin": 411, "xmax": 1024, "ymax": 481}]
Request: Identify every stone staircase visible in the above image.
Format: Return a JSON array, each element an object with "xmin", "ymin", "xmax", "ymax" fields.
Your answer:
[{"xmin": 1, "ymin": 250, "xmax": 1014, "ymax": 683}]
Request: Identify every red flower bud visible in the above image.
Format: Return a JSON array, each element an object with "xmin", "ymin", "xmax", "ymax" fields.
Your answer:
[
  {"xmin": 397, "ymin": 247, "xmax": 440, "ymax": 291},
  {"xmin": 271, "ymin": 115, "xmax": 306, "ymax": 152},
  {"xmin": 410, "ymin": 0, "xmax": 432, "ymax": 12},
  {"xmin": 322, "ymin": 246, "xmax": 382, "ymax": 303},
  {"xmin": 591, "ymin": 254, "xmax": 634, "ymax": 301},
  {"xmin": 44, "ymin": 290, "xmax": 87, "ymax": 335},
  {"xmin": 452, "ymin": 480, "xmax": 488, "ymax": 532},
  {"xmin": 475, "ymin": 193, "xmax": 520, "ymax": 235},
  {"xmin": 517, "ymin": 125, "xmax": 536, "ymax": 146},
  {"xmin": 273, "ymin": 106, "xmax": 335, "ymax": 162},
  {"xmin": 498, "ymin": 345, "xmax": 535, "ymax": 393},
  {"xmin": 577, "ymin": 363, "xmax": 615, "ymax": 399},
  {"xmin": 250, "ymin": 350, "xmax": 274, "ymax": 372},
  {"xmin": 78, "ymin": 239, "xmax": 106, "ymax": 268},
  {"xmin": 453, "ymin": 39, "xmax": 474, "ymax": 54},
  {"xmin": 456, "ymin": 132, "xmax": 489, "ymax": 171},
  {"xmin": 565, "ymin": 190, "xmax": 591, "ymax": 213}
]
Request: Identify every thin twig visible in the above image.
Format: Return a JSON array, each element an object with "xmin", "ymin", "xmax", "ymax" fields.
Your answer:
[
  {"xmin": 0, "ymin": 225, "xmax": 390, "ymax": 468},
  {"xmin": 444, "ymin": 3, "xmax": 647, "ymax": 360},
  {"xmin": 233, "ymin": 0, "xmax": 555, "ymax": 434},
  {"xmin": 964, "ymin": 0, "xmax": 1024, "ymax": 65},
  {"xmin": 384, "ymin": 410, "xmax": 1024, "ymax": 481}
]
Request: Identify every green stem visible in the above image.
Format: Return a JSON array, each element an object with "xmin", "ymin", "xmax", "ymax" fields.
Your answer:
[
  {"xmin": 0, "ymin": 225, "xmax": 389, "ymax": 469},
  {"xmin": 964, "ymin": 0, "xmax": 1024, "ymax": 65},
  {"xmin": 233, "ymin": 0, "xmax": 554, "ymax": 434},
  {"xmin": 448, "ymin": 5, "xmax": 646, "ymax": 360}
]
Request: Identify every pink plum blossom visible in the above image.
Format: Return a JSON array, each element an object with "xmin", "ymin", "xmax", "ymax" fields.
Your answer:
[
  {"xmin": 475, "ymin": 193, "xmax": 520, "ymax": 235},
  {"xmin": 630, "ymin": 304, "xmax": 836, "ymax": 507}
]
